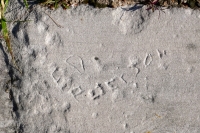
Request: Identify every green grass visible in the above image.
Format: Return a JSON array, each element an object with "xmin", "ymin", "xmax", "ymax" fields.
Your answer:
[
  {"xmin": 0, "ymin": 0, "xmax": 22, "ymax": 73},
  {"xmin": 23, "ymin": 0, "xmax": 29, "ymax": 9},
  {"xmin": 1, "ymin": 0, "xmax": 14, "ymax": 64}
]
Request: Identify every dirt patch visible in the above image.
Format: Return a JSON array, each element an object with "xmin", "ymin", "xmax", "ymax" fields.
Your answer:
[{"xmin": 38, "ymin": 0, "xmax": 200, "ymax": 9}]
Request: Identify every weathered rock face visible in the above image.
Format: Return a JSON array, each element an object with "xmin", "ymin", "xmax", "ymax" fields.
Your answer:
[
  {"xmin": 1, "ymin": 1, "xmax": 200, "ymax": 132},
  {"xmin": 0, "ymin": 46, "xmax": 16, "ymax": 133}
]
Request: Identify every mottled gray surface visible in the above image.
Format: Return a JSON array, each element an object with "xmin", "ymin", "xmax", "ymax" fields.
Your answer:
[
  {"xmin": 1, "ymin": 1, "xmax": 200, "ymax": 132},
  {"xmin": 0, "ymin": 44, "xmax": 16, "ymax": 133}
]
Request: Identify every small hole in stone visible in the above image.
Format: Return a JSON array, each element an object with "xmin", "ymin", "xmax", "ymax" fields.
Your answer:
[{"xmin": 94, "ymin": 57, "xmax": 99, "ymax": 60}]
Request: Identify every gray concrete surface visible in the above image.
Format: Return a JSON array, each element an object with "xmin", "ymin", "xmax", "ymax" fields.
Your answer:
[{"xmin": 1, "ymin": 0, "xmax": 200, "ymax": 132}]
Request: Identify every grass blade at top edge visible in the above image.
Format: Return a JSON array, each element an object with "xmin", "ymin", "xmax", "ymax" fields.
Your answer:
[
  {"xmin": 3, "ymin": 0, "xmax": 9, "ymax": 13},
  {"xmin": 1, "ymin": 18, "xmax": 14, "ymax": 60},
  {"xmin": 23, "ymin": 0, "xmax": 29, "ymax": 9}
]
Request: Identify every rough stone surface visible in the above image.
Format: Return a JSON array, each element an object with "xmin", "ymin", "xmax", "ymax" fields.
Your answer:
[
  {"xmin": 0, "ymin": 1, "xmax": 200, "ymax": 132},
  {"xmin": 0, "ymin": 45, "xmax": 16, "ymax": 133}
]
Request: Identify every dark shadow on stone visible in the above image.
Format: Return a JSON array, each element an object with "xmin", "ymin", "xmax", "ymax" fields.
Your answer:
[
  {"xmin": 121, "ymin": 4, "xmax": 144, "ymax": 11},
  {"xmin": 24, "ymin": 32, "xmax": 30, "ymax": 46},
  {"xmin": 16, "ymin": 0, "xmax": 25, "ymax": 7},
  {"xmin": 0, "ymin": 43, "xmax": 22, "ymax": 131},
  {"xmin": 82, "ymin": 0, "xmax": 113, "ymax": 8},
  {"xmin": 9, "ymin": 89, "xmax": 18, "ymax": 112},
  {"xmin": 0, "ymin": 42, "xmax": 10, "ymax": 67},
  {"xmin": 12, "ymin": 23, "xmax": 21, "ymax": 39},
  {"xmin": 0, "ymin": 43, "xmax": 21, "ymax": 83},
  {"xmin": 12, "ymin": 23, "xmax": 30, "ymax": 46},
  {"xmin": 19, "ymin": 124, "xmax": 24, "ymax": 133}
]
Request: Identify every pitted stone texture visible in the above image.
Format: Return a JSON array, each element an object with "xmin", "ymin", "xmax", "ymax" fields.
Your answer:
[
  {"xmin": 0, "ymin": 47, "xmax": 15, "ymax": 133},
  {"xmin": 5, "ymin": 3, "xmax": 200, "ymax": 133}
]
